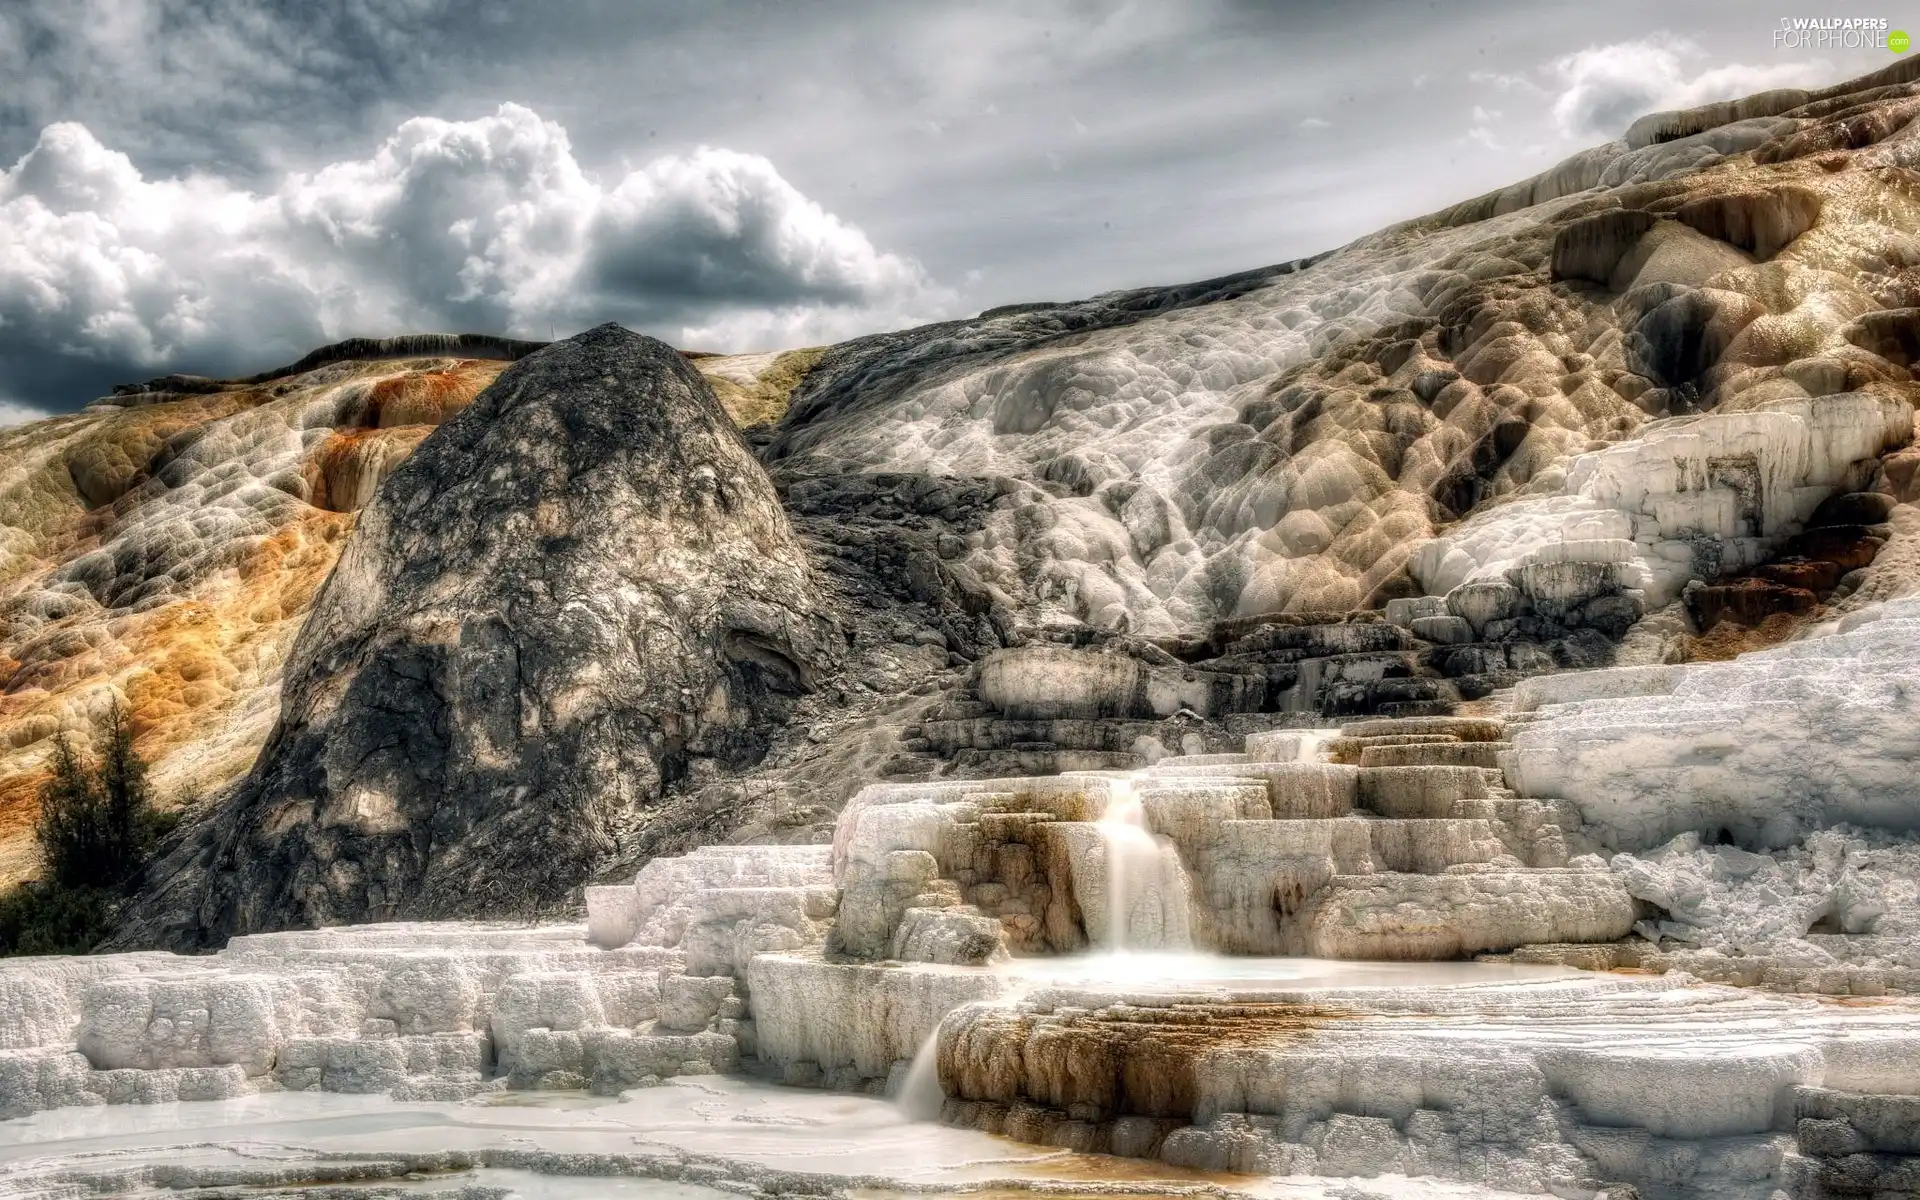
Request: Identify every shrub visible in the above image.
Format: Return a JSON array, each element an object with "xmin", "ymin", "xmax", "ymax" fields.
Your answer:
[{"xmin": 0, "ymin": 882, "xmax": 117, "ymax": 957}]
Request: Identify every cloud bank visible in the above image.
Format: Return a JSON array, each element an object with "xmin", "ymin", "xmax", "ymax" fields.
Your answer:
[
  {"xmin": 0, "ymin": 399, "xmax": 51, "ymax": 429},
  {"xmin": 0, "ymin": 103, "xmax": 948, "ymax": 407},
  {"xmin": 1549, "ymin": 37, "xmax": 1827, "ymax": 139}
]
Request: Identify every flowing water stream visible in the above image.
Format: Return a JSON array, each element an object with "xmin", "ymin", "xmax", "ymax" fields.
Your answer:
[
  {"xmin": 1092, "ymin": 775, "xmax": 1194, "ymax": 952},
  {"xmin": 891, "ymin": 771, "xmax": 1581, "ymax": 1123}
]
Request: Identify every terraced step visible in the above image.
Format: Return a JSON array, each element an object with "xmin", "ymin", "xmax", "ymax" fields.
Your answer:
[
  {"xmin": 1145, "ymin": 759, "xmax": 1357, "ymax": 818},
  {"xmin": 1202, "ymin": 816, "xmax": 1506, "ymax": 876},
  {"xmin": 1299, "ymin": 868, "xmax": 1635, "ymax": 958},
  {"xmin": 1326, "ymin": 733, "xmax": 1459, "ymax": 764},
  {"xmin": 1360, "ymin": 740, "xmax": 1513, "ymax": 769},
  {"xmin": 1793, "ymin": 1086, "xmax": 1920, "ymax": 1155},
  {"xmin": 1356, "ymin": 764, "xmax": 1490, "ymax": 819},
  {"xmin": 949, "ymin": 747, "xmax": 1146, "ymax": 776},
  {"xmin": 1373, "ymin": 699, "xmax": 1459, "ymax": 719},
  {"xmin": 1242, "ymin": 728, "xmax": 1334, "ymax": 762},
  {"xmin": 1341, "ymin": 715, "xmax": 1507, "ymax": 741},
  {"xmin": 924, "ymin": 716, "xmax": 1184, "ymax": 754}
]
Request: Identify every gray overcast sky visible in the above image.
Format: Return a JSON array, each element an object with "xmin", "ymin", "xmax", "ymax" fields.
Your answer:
[{"xmin": 0, "ymin": 0, "xmax": 1897, "ymax": 418}]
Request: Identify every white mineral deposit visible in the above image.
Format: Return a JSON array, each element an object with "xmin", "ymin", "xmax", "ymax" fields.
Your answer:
[
  {"xmin": 6, "ymin": 34, "xmax": 1920, "ymax": 1200},
  {"xmin": 10, "ymin": 622, "xmax": 1920, "ymax": 1197}
]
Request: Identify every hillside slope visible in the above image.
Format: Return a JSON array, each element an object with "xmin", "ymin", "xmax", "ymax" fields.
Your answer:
[
  {"xmin": 8, "ymin": 59, "xmax": 1920, "ymax": 913},
  {"xmin": 0, "ymin": 338, "xmax": 809, "ymax": 885},
  {"xmin": 767, "ymin": 57, "xmax": 1920, "ymax": 639}
]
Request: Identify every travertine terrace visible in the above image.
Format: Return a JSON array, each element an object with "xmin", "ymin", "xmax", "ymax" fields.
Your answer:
[
  {"xmin": 10, "ymin": 602, "xmax": 1920, "ymax": 1197},
  {"xmin": 7, "ymin": 53, "xmax": 1920, "ymax": 1200}
]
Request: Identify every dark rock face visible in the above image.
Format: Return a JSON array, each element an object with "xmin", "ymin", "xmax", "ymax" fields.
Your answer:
[{"xmin": 184, "ymin": 324, "xmax": 839, "ymax": 936}]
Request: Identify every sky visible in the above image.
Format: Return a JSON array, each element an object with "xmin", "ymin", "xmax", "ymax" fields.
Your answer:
[{"xmin": 0, "ymin": 0, "xmax": 1900, "ymax": 422}]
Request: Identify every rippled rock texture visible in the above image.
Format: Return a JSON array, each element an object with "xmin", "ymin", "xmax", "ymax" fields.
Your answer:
[
  {"xmin": 13, "ymin": 60, "xmax": 1920, "ymax": 922},
  {"xmin": 767, "ymin": 59, "xmax": 1920, "ymax": 642},
  {"xmin": 0, "ymin": 336, "xmax": 830, "ymax": 889}
]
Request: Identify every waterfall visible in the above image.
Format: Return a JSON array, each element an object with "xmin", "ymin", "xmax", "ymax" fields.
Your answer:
[
  {"xmin": 895, "ymin": 1029, "xmax": 946, "ymax": 1120},
  {"xmin": 1293, "ymin": 728, "xmax": 1337, "ymax": 762},
  {"xmin": 1095, "ymin": 777, "xmax": 1194, "ymax": 952},
  {"xmin": 895, "ymin": 774, "xmax": 1199, "ymax": 1123},
  {"xmin": 895, "ymin": 978, "xmax": 1035, "ymax": 1121}
]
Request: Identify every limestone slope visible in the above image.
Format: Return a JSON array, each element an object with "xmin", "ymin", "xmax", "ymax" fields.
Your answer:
[
  {"xmin": 165, "ymin": 325, "xmax": 840, "ymax": 939},
  {"xmin": 0, "ymin": 340, "xmax": 824, "ymax": 887},
  {"xmin": 768, "ymin": 57, "xmax": 1920, "ymax": 641},
  {"xmin": 13, "ymin": 59, "xmax": 1920, "ymax": 915},
  {"xmin": 0, "ymin": 346, "xmax": 524, "ymax": 883}
]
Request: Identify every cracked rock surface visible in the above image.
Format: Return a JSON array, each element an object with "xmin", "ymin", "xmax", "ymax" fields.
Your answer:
[{"xmin": 128, "ymin": 326, "xmax": 839, "ymax": 942}]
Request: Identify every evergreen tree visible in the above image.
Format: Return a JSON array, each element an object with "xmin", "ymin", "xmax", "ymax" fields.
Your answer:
[
  {"xmin": 95, "ymin": 700, "xmax": 157, "ymax": 885},
  {"xmin": 31, "ymin": 701, "xmax": 160, "ymax": 891},
  {"xmin": 34, "ymin": 733, "xmax": 105, "ymax": 889},
  {"xmin": 4, "ymin": 701, "xmax": 171, "ymax": 956}
]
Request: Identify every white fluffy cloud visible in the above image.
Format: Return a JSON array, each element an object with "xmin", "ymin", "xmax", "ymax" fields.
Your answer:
[
  {"xmin": 0, "ymin": 104, "xmax": 948, "ymax": 393},
  {"xmin": 1549, "ymin": 38, "xmax": 1825, "ymax": 140}
]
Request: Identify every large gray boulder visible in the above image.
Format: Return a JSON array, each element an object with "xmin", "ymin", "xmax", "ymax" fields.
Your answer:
[{"xmin": 185, "ymin": 323, "xmax": 840, "ymax": 935}]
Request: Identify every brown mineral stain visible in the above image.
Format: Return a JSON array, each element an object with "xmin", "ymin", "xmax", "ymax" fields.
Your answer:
[
  {"xmin": 304, "ymin": 426, "xmax": 434, "ymax": 512},
  {"xmin": 945, "ymin": 1000, "xmax": 1352, "ymax": 1121},
  {"xmin": 1679, "ymin": 608, "xmax": 1827, "ymax": 662},
  {"xmin": 364, "ymin": 360, "xmax": 502, "ymax": 428},
  {"xmin": 0, "ymin": 358, "xmax": 508, "ymax": 883}
]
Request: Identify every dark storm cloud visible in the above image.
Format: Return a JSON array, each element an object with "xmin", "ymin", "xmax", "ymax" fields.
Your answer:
[{"xmin": 0, "ymin": 0, "xmax": 1894, "ymax": 420}]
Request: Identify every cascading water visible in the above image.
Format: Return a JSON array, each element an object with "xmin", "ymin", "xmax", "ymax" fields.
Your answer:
[
  {"xmin": 1093, "ymin": 776, "xmax": 1194, "ymax": 952},
  {"xmin": 896, "ymin": 775, "xmax": 1201, "ymax": 1119},
  {"xmin": 895, "ymin": 1029, "xmax": 946, "ymax": 1120},
  {"xmin": 895, "ymin": 979, "xmax": 1035, "ymax": 1120},
  {"xmin": 1291, "ymin": 728, "xmax": 1338, "ymax": 762}
]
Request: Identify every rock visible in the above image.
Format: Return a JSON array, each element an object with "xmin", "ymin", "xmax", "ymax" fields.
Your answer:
[
  {"xmin": 1780, "ymin": 524, "xmax": 1887, "ymax": 571},
  {"xmin": 1672, "ymin": 186, "xmax": 1823, "ymax": 261},
  {"xmin": 78, "ymin": 974, "xmax": 298, "ymax": 1076},
  {"xmin": 1808, "ymin": 491, "xmax": 1897, "ymax": 529},
  {"xmin": 1409, "ymin": 615, "xmax": 1473, "ymax": 645},
  {"xmin": 659, "ymin": 974, "xmax": 736, "ymax": 1032},
  {"xmin": 173, "ymin": 325, "xmax": 840, "ymax": 937},
  {"xmin": 1685, "ymin": 575, "xmax": 1817, "ymax": 631},
  {"xmin": 13, "ymin": 67, "xmax": 1920, "ymax": 898},
  {"xmin": 1549, "ymin": 209, "xmax": 1659, "ymax": 285},
  {"xmin": 1384, "ymin": 596, "xmax": 1447, "ymax": 628},
  {"xmin": 1627, "ymin": 286, "xmax": 1765, "ymax": 387},
  {"xmin": 0, "ymin": 353, "xmax": 515, "ymax": 884},
  {"xmin": 1843, "ymin": 307, "xmax": 1920, "ymax": 368},
  {"xmin": 1446, "ymin": 581, "xmax": 1522, "ymax": 633},
  {"xmin": 1413, "ymin": 394, "xmax": 1911, "ymax": 612},
  {"xmin": 751, "ymin": 61, "xmax": 1920, "ymax": 645},
  {"xmin": 1507, "ymin": 596, "xmax": 1920, "ymax": 849},
  {"xmin": 890, "ymin": 907, "xmax": 1009, "ymax": 965}
]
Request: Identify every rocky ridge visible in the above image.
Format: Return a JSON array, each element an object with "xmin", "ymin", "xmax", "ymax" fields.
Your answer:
[
  {"xmin": 0, "ymin": 336, "xmax": 827, "ymax": 887},
  {"xmin": 128, "ymin": 326, "xmax": 841, "ymax": 941}
]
